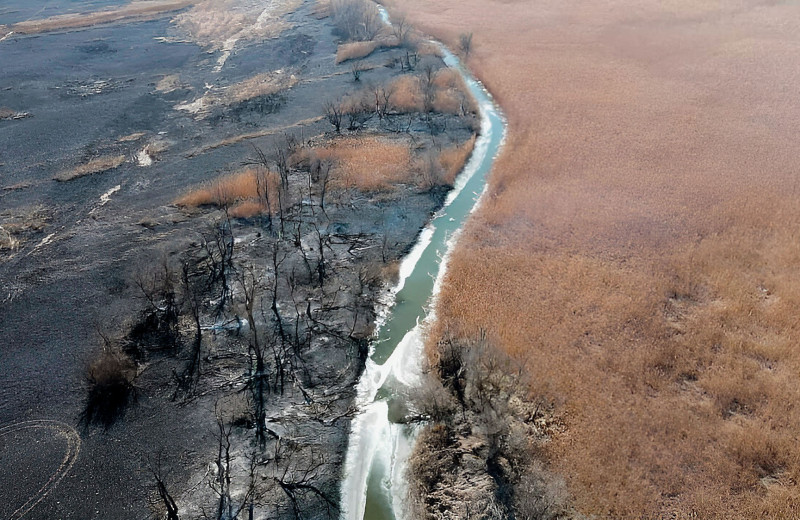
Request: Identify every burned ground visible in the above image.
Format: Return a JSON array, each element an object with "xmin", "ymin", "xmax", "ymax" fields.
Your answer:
[{"xmin": 0, "ymin": 1, "xmax": 477, "ymax": 518}]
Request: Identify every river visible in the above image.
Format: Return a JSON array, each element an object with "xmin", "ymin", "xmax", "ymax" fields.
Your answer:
[{"xmin": 339, "ymin": 10, "xmax": 508, "ymax": 520}]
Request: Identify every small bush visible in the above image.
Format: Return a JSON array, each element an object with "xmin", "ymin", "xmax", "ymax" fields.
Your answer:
[
  {"xmin": 407, "ymin": 423, "xmax": 456, "ymax": 492},
  {"xmin": 513, "ymin": 462, "xmax": 569, "ymax": 520},
  {"xmin": 82, "ymin": 350, "xmax": 137, "ymax": 428},
  {"xmin": 229, "ymin": 200, "xmax": 267, "ymax": 218},
  {"xmin": 336, "ymin": 41, "xmax": 378, "ymax": 63}
]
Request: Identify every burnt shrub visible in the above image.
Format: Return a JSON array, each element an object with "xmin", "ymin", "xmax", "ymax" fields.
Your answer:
[
  {"xmin": 408, "ymin": 423, "xmax": 457, "ymax": 492},
  {"xmin": 125, "ymin": 307, "xmax": 180, "ymax": 361},
  {"xmin": 82, "ymin": 350, "xmax": 137, "ymax": 428}
]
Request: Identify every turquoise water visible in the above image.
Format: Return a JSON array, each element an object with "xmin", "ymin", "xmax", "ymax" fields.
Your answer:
[{"xmin": 340, "ymin": 29, "xmax": 507, "ymax": 520}]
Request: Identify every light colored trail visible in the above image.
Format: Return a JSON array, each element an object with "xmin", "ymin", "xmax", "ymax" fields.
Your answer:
[{"xmin": 0, "ymin": 420, "xmax": 81, "ymax": 520}]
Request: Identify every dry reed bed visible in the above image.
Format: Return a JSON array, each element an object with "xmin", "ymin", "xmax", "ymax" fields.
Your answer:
[
  {"xmin": 175, "ymin": 134, "xmax": 474, "ymax": 214},
  {"xmin": 390, "ymin": 0, "xmax": 800, "ymax": 517},
  {"xmin": 173, "ymin": 0, "xmax": 302, "ymax": 51},
  {"xmin": 387, "ymin": 75, "xmax": 423, "ymax": 112},
  {"xmin": 55, "ymin": 155, "xmax": 126, "ymax": 182},
  {"xmin": 435, "ymin": 135, "xmax": 475, "ymax": 186},
  {"xmin": 176, "ymin": 71, "xmax": 299, "ymax": 116},
  {"xmin": 384, "ymin": 70, "xmax": 477, "ymax": 115},
  {"xmin": 305, "ymin": 136, "xmax": 412, "ymax": 191},
  {"xmin": 174, "ymin": 138, "xmax": 413, "ymax": 215},
  {"xmin": 8, "ymin": 0, "xmax": 195, "ymax": 35},
  {"xmin": 174, "ymin": 168, "xmax": 281, "ymax": 218}
]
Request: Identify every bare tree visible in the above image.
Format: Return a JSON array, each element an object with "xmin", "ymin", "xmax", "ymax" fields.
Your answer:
[
  {"xmin": 177, "ymin": 259, "xmax": 204, "ymax": 390},
  {"xmin": 283, "ymin": 132, "xmax": 301, "ymax": 157},
  {"xmin": 246, "ymin": 275, "xmax": 267, "ymax": 443},
  {"xmin": 273, "ymin": 447, "xmax": 338, "ymax": 519},
  {"xmin": 134, "ymin": 259, "xmax": 179, "ymax": 324},
  {"xmin": 391, "ymin": 13, "xmax": 414, "ymax": 47},
  {"xmin": 374, "ymin": 84, "xmax": 395, "ymax": 120},
  {"xmin": 361, "ymin": 4, "xmax": 383, "ymax": 41},
  {"xmin": 130, "ymin": 257, "xmax": 180, "ymax": 355},
  {"xmin": 308, "ymin": 156, "xmax": 333, "ymax": 217},
  {"xmin": 274, "ymin": 144, "xmax": 290, "ymax": 191},
  {"xmin": 81, "ymin": 345, "xmax": 137, "ymax": 428},
  {"xmin": 458, "ymin": 32, "xmax": 474, "ymax": 59},
  {"xmin": 345, "ymin": 95, "xmax": 374, "ymax": 131},
  {"xmin": 255, "ymin": 169, "xmax": 274, "ymax": 232},
  {"xmin": 208, "ymin": 412, "xmax": 261, "ymax": 520},
  {"xmin": 420, "ymin": 58, "xmax": 440, "ymax": 114},
  {"xmin": 323, "ymin": 100, "xmax": 344, "ymax": 133},
  {"xmin": 317, "ymin": 159, "xmax": 332, "ymax": 214},
  {"xmin": 331, "ymin": 0, "xmax": 382, "ymax": 41},
  {"xmin": 310, "ymin": 221, "xmax": 332, "ymax": 286},
  {"xmin": 286, "ymin": 267, "xmax": 310, "ymax": 359},
  {"xmin": 401, "ymin": 49, "xmax": 419, "ymax": 72},
  {"xmin": 201, "ymin": 220, "xmax": 234, "ymax": 314},
  {"xmin": 210, "ymin": 413, "xmax": 234, "ymax": 520},
  {"xmin": 268, "ymin": 241, "xmax": 288, "ymax": 346},
  {"xmin": 149, "ymin": 451, "xmax": 181, "ymax": 520},
  {"xmin": 349, "ymin": 60, "xmax": 365, "ymax": 82}
]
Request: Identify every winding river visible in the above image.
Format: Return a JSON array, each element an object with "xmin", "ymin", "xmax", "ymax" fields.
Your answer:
[{"xmin": 339, "ymin": 10, "xmax": 508, "ymax": 520}]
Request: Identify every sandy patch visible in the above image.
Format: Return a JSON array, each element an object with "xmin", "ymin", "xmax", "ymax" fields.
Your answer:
[
  {"xmin": 55, "ymin": 155, "xmax": 126, "ymax": 182},
  {"xmin": 175, "ymin": 69, "xmax": 298, "ymax": 117},
  {"xmin": 173, "ymin": 0, "xmax": 303, "ymax": 70}
]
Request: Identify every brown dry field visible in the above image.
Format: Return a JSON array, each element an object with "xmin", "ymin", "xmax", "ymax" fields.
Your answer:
[
  {"xmin": 388, "ymin": 0, "xmax": 800, "ymax": 517},
  {"xmin": 54, "ymin": 154, "xmax": 126, "ymax": 182},
  {"xmin": 5, "ymin": 0, "xmax": 195, "ymax": 35}
]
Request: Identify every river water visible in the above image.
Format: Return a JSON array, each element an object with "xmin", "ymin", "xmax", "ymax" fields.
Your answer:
[{"xmin": 339, "ymin": 15, "xmax": 507, "ymax": 520}]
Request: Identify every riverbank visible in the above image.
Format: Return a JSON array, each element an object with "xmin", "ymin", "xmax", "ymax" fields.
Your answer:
[
  {"xmin": 339, "ymin": 36, "xmax": 504, "ymax": 519},
  {"xmin": 386, "ymin": 0, "xmax": 800, "ymax": 517}
]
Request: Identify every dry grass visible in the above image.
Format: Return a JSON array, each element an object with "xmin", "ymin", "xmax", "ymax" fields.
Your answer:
[
  {"xmin": 312, "ymin": 0, "xmax": 331, "ymax": 19},
  {"xmin": 55, "ymin": 155, "xmax": 125, "ymax": 182},
  {"xmin": 184, "ymin": 116, "xmax": 325, "ymax": 158},
  {"xmin": 175, "ymin": 71, "xmax": 299, "ymax": 116},
  {"xmin": 0, "ymin": 107, "xmax": 29, "ymax": 120},
  {"xmin": 118, "ymin": 132, "xmax": 147, "ymax": 142},
  {"xmin": 388, "ymin": 75, "xmax": 423, "ymax": 112},
  {"xmin": 385, "ymin": 69, "xmax": 476, "ymax": 115},
  {"xmin": 0, "ymin": 226, "xmax": 19, "ymax": 251},
  {"xmin": 415, "ymin": 41, "xmax": 442, "ymax": 58},
  {"xmin": 9, "ymin": 0, "xmax": 194, "ymax": 35},
  {"xmin": 335, "ymin": 36, "xmax": 400, "ymax": 63},
  {"xmin": 228, "ymin": 200, "xmax": 267, "ymax": 219},
  {"xmin": 173, "ymin": 0, "xmax": 301, "ymax": 51},
  {"xmin": 155, "ymin": 74, "xmax": 183, "ymax": 93},
  {"xmin": 308, "ymin": 136, "xmax": 413, "ymax": 191},
  {"xmin": 224, "ymin": 73, "xmax": 296, "ymax": 105},
  {"xmin": 336, "ymin": 41, "xmax": 379, "ymax": 63},
  {"xmin": 175, "ymin": 168, "xmax": 280, "ymax": 219},
  {"xmin": 437, "ymin": 136, "xmax": 475, "ymax": 185},
  {"xmin": 432, "ymin": 68, "xmax": 478, "ymax": 115},
  {"xmin": 0, "ymin": 205, "xmax": 51, "ymax": 252},
  {"xmin": 393, "ymin": 0, "xmax": 800, "ymax": 517},
  {"xmin": 411, "ymin": 137, "xmax": 476, "ymax": 189}
]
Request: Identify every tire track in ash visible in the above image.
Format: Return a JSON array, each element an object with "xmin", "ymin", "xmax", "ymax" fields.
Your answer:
[{"xmin": 0, "ymin": 420, "xmax": 81, "ymax": 520}]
